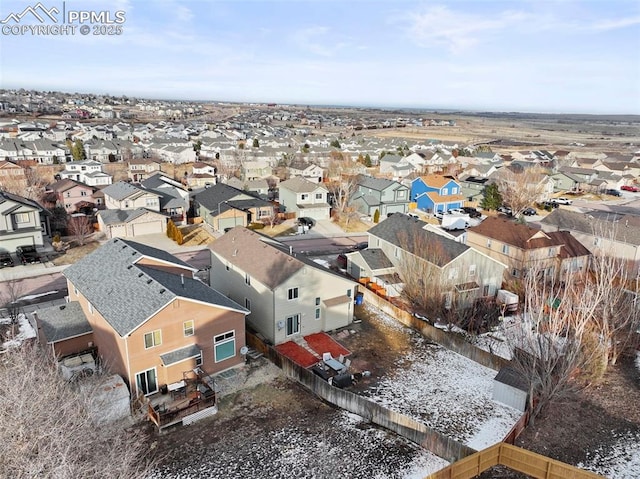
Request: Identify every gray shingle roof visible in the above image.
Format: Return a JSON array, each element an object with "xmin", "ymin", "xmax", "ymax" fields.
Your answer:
[
  {"xmin": 63, "ymin": 238, "xmax": 246, "ymax": 336},
  {"xmin": 280, "ymin": 176, "xmax": 326, "ymax": 193},
  {"xmin": 356, "ymin": 175, "xmax": 399, "ymax": 191},
  {"xmin": 102, "ymin": 181, "xmax": 149, "ymax": 201},
  {"xmin": 368, "ymin": 213, "xmax": 470, "ymax": 267},
  {"xmin": 359, "ymin": 248, "xmax": 394, "ymax": 270},
  {"xmin": 36, "ymin": 301, "xmax": 92, "ymax": 343},
  {"xmin": 160, "ymin": 344, "xmax": 201, "ymax": 366},
  {"xmin": 98, "ymin": 208, "xmax": 157, "ymax": 225}
]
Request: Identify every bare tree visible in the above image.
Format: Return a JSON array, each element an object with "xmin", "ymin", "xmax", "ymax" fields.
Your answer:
[
  {"xmin": 67, "ymin": 214, "xmax": 93, "ymax": 246},
  {"xmin": 1, "ymin": 164, "xmax": 50, "ymax": 202},
  {"xmin": 494, "ymin": 166, "xmax": 548, "ymax": 217},
  {"xmin": 507, "ymin": 265, "xmax": 604, "ymax": 421},
  {"xmin": 0, "ymin": 277, "xmax": 24, "ymax": 326},
  {"xmin": 0, "ymin": 344, "xmax": 155, "ymax": 478}
]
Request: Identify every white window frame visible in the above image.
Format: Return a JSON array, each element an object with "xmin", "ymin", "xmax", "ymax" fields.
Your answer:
[
  {"xmin": 288, "ymin": 287, "xmax": 299, "ymax": 300},
  {"xmin": 214, "ymin": 330, "xmax": 236, "ymax": 363},
  {"xmin": 286, "ymin": 314, "xmax": 300, "ymax": 336},
  {"xmin": 315, "ymin": 192, "xmax": 323, "ymax": 200},
  {"xmin": 469, "ymin": 264, "xmax": 476, "ymax": 277},
  {"xmin": 14, "ymin": 212, "xmax": 29, "ymax": 224},
  {"xmin": 195, "ymin": 350, "xmax": 203, "ymax": 367},
  {"xmin": 183, "ymin": 320, "xmax": 194, "ymax": 337},
  {"xmin": 135, "ymin": 367, "xmax": 158, "ymax": 396},
  {"xmin": 245, "ymin": 273, "xmax": 251, "ymax": 286},
  {"xmin": 144, "ymin": 329, "xmax": 162, "ymax": 349},
  {"xmin": 502, "ymin": 244, "xmax": 510, "ymax": 254}
]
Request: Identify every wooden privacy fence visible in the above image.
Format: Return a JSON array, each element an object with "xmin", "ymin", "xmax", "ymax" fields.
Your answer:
[
  {"xmin": 359, "ymin": 287, "xmax": 510, "ymax": 371},
  {"xmin": 426, "ymin": 442, "xmax": 604, "ymax": 479},
  {"xmin": 246, "ymin": 332, "xmax": 476, "ymax": 464}
]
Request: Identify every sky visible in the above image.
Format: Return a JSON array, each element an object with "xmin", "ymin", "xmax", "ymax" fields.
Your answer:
[{"xmin": 0, "ymin": 0, "xmax": 639, "ymax": 114}]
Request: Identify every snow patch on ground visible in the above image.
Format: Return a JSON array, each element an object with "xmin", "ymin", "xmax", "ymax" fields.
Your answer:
[
  {"xmin": 362, "ymin": 307, "xmax": 522, "ymax": 448},
  {"xmin": 1, "ymin": 313, "xmax": 37, "ymax": 349},
  {"xmin": 16, "ymin": 290, "xmax": 58, "ymax": 301},
  {"xmin": 312, "ymin": 258, "xmax": 331, "ymax": 269},
  {"xmin": 578, "ymin": 430, "xmax": 640, "ymax": 479}
]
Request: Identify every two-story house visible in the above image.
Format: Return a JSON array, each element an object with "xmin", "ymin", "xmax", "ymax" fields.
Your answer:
[
  {"xmin": 103, "ymin": 181, "xmax": 161, "ymax": 211},
  {"xmin": 59, "ymin": 160, "xmax": 113, "ymax": 187},
  {"xmin": 349, "ymin": 175, "xmax": 410, "ymax": 217},
  {"xmin": 193, "ymin": 183, "xmax": 275, "ymax": 231},
  {"xmin": 467, "ymin": 216, "xmax": 591, "ymax": 282},
  {"xmin": 352, "ymin": 213, "xmax": 506, "ymax": 308},
  {"xmin": 540, "ymin": 208, "xmax": 640, "ymax": 276},
  {"xmin": 288, "ymin": 161, "xmax": 324, "ymax": 184},
  {"xmin": 127, "ymin": 158, "xmax": 162, "ymax": 182},
  {"xmin": 0, "ymin": 190, "xmax": 46, "ymax": 252},
  {"xmin": 57, "ymin": 238, "xmax": 249, "ymax": 397},
  {"xmin": 186, "ymin": 162, "xmax": 217, "ymax": 189},
  {"xmin": 278, "ymin": 176, "xmax": 330, "ymax": 220},
  {"xmin": 411, "ymin": 175, "xmax": 464, "ymax": 213},
  {"xmin": 46, "ymin": 178, "xmax": 96, "ymax": 214},
  {"xmin": 209, "ymin": 227, "xmax": 357, "ymax": 345}
]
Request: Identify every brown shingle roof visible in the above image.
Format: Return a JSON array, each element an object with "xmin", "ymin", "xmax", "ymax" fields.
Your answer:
[
  {"xmin": 418, "ymin": 174, "xmax": 454, "ymax": 188},
  {"xmin": 208, "ymin": 227, "xmax": 304, "ymax": 289},
  {"xmin": 470, "ymin": 217, "xmax": 556, "ymax": 250}
]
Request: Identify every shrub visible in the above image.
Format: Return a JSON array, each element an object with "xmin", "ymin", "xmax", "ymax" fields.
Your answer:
[{"xmin": 247, "ymin": 222, "xmax": 265, "ymax": 230}]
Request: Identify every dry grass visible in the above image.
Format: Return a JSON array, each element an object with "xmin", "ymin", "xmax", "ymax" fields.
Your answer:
[
  {"xmin": 51, "ymin": 241, "xmax": 101, "ymax": 265},
  {"xmin": 178, "ymin": 225, "xmax": 215, "ymax": 246},
  {"xmin": 260, "ymin": 222, "xmax": 298, "ymax": 237},
  {"xmin": 334, "ymin": 218, "xmax": 371, "ymax": 233}
]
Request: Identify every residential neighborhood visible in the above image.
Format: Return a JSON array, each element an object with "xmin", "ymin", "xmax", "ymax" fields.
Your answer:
[{"xmin": 1, "ymin": 88, "xmax": 639, "ymax": 479}]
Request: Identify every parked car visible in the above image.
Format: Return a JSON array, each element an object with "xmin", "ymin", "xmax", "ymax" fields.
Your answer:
[
  {"xmin": 297, "ymin": 217, "xmax": 316, "ymax": 228},
  {"xmin": 522, "ymin": 207, "xmax": 537, "ymax": 216},
  {"xmin": 497, "ymin": 205, "xmax": 512, "ymax": 216},
  {"xmin": 16, "ymin": 245, "xmax": 41, "ymax": 265},
  {"xmin": 434, "ymin": 210, "xmax": 444, "ymax": 220},
  {"xmin": 551, "ymin": 197, "xmax": 572, "ymax": 205},
  {"xmin": 351, "ymin": 241, "xmax": 368, "ymax": 251},
  {"xmin": 0, "ymin": 252, "xmax": 14, "ymax": 268},
  {"xmin": 461, "ymin": 206, "xmax": 481, "ymax": 218},
  {"xmin": 446, "ymin": 208, "xmax": 466, "ymax": 215},
  {"xmin": 541, "ymin": 201, "xmax": 559, "ymax": 209},
  {"xmin": 621, "ymin": 185, "xmax": 639, "ymax": 192},
  {"xmin": 605, "ymin": 189, "xmax": 622, "ymax": 197}
]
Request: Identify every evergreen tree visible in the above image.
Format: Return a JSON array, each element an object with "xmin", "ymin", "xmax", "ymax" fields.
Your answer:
[
  {"xmin": 480, "ymin": 183, "xmax": 502, "ymax": 211},
  {"xmin": 373, "ymin": 209, "xmax": 380, "ymax": 223}
]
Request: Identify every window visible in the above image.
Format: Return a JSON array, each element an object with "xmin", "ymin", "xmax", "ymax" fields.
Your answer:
[
  {"xmin": 483, "ymin": 285, "xmax": 490, "ymax": 296},
  {"xmin": 124, "ymin": 201, "xmax": 129, "ymax": 208},
  {"xmin": 487, "ymin": 239, "xmax": 492, "ymax": 248},
  {"xmin": 452, "ymin": 187, "xmax": 458, "ymax": 194},
  {"xmin": 346, "ymin": 289, "xmax": 352, "ymax": 297},
  {"xmin": 183, "ymin": 320, "xmax": 194, "ymax": 337},
  {"xmin": 594, "ymin": 237, "xmax": 601, "ymax": 246},
  {"xmin": 502, "ymin": 244, "xmax": 510, "ymax": 254},
  {"xmin": 288, "ymin": 287, "xmax": 299, "ymax": 300},
  {"xmin": 146, "ymin": 198, "xmax": 157, "ymax": 207},
  {"xmin": 258, "ymin": 209, "xmax": 269, "ymax": 218},
  {"xmin": 469, "ymin": 264, "xmax": 476, "ymax": 277},
  {"xmin": 214, "ymin": 330, "xmax": 235, "ymax": 362},
  {"xmin": 286, "ymin": 314, "xmax": 300, "ymax": 336},
  {"xmin": 65, "ymin": 192, "xmax": 71, "ymax": 198},
  {"xmin": 144, "ymin": 329, "xmax": 162, "ymax": 349},
  {"xmin": 442, "ymin": 188, "xmax": 448, "ymax": 195},
  {"xmin": 301, "ymin": 194, "xmax": 308, "ymax": 200},
  {"xmin": 394, "ymin": 247, "xmax": 400, "ymax": 258},
  {"xmin": 195, "ymin": 351, "xmax": 203, "ymax": 367},
  {"xmin": 135, "ymin": 368, "xmax": 158, "ymax": 395},
  {"xmin": 448, "ymin": 268, "xmax": 458, "ymax": 280},
  {"xmin": 225, "ymin": 262, "xmax": 230, "ymax": 271},
  {"xmin": 512, "ymin": 268, "xmax": 520, "ymax": 278},
  {"xmin": 396, "ymin": 190, "xmax": 406, "ymax": 199},
  {"xmin": 245, "ymin": 273, "xmax": 251, "ymax": 286},
  {"xmin": 315, "ymin": 297, "xmax": 320, "ymax": 306},
  {"xmin": 315, "ymin": 308, "xmax": 321, "ymax": 320},
  {"xmin": 315, "ymin": 193, "xmax": 323, "ymax": 200},
  {"xmin": 80, "ymin": 191, "xmax": 87, "ymax": 197},
  {"xmin": 14, "ymin": 212, "xmax": 29, "ymax": 224},
  {"xmin": 548, "ymin": 248, "xmax": 555, "ymax": 257},
  {"xmin": 245, "ymin": 298, "xmax": 251, "ymax": 310}
]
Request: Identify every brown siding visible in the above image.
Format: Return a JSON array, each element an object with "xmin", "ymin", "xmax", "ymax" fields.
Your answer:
[{"xmin": 52, "ymin": 334, "xmax": 94, "ymax": 359}]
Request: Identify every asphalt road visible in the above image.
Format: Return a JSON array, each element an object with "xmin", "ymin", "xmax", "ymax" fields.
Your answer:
[{"xmin": 279, "ymin": 234, "xmax": 368, "ymax": 255}]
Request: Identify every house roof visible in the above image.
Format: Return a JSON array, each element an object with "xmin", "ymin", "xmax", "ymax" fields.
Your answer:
[
  {"xmin": 64, "ymin": 238, "xmax": 246, "ymax": 336},
  {"xmin": 209, "ymin": 227, "xmax": 305, "ymax": 290},
  {"xmin": 359, "ymin": 248, "xmax": 394, "ymax": 270},
  {"xmin": 541, "ymin": 208, "xmax": 640, "ymax": 246},
  {"xmin": 368, "ymin": 213, "xmax": 470, "ymax": 267},
  {"xmin": 48, "ymin": 178, "xmax": 93, "ymax": 193},
  {"xmin": 546, "ymin": 231, "xmax": 591, "ymax": 259},
  {"xmin": 356, "ymin": 175, "xmax": 402, "ymax": 191},
  {"xmin": 193, "ymin": 183, "xmax": 270, "ymax": 212},
  {"xmin": 97, "ymin": 208, "xmax": 164, "ymax": 225},
  {"xmin": 36, "ymin": 301, "xmax": 92, "ymax": 343},
  {"xmin": 0, "ymin": 190, "xmax": 44, "ymax": 212},
  {"xmin": 494, "ymin": 367, "xmax": 529, "ymax": 392},
  {"xmin": 102, "ymin": 181, "xmax": 154, "ymax": 201},
  {"xmin": 417, "ymin": 175, "xmax": 458, "ymax": 188},
  {"xmin": 160, "ymin": 344, "xmax": 201, "ymax": 366},
  {"xmin": 470, "ymin": 217, "xmax": 557, "ymax": 250},
  {"xmin": 280, "ymin": 176, "xmax": 327, "ymax": 193}
]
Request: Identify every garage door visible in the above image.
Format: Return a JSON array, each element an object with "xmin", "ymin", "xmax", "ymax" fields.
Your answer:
[
  {"xmin": 1, "ymin": 236, "xmax": 36, "ymax": 253},
  {"xmin": 218, "ymin": 217, "xmax": 243, "ymax": 231},
  {"xmin": 108, "ymin": 225, "xmax": 127, "ymax": 239},
  {"xmin": 299, "ymin": 206, "xmax": 330, "ymax": 220},
  {"xmin": 132, "ymin": 221, "xmax": 163, "ymax": 236}
]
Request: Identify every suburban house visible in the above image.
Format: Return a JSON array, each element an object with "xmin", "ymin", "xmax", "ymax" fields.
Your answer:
[
  {"xmin": 349, "ymin": 175, "xmax": 410, "ymax": 217},
  {"xmin": 0, "ymin": 159, "xmax": 26, "ymax": 189},
  {"xmin": 0, "ymin": 190, "xmax": 46, "ymax": 252},
  {"xmin": 411, "ymin": 175, "xmax": 464, "ymax": 213},
  {"xmin": 186, "ymin": 162, "xmax": 217, "ymax": 189},
  {"xmin": 141, "ymin": 173, "xmax": 190, "ymax": 224},
  {"xmin": 208, "ymin": 227, "xmax": 357, "ymax": 345},
  {"xmin": 240, "ymin": 160, "xmax": 273, "ymax": 181},
  {"xmin": 56, "ymin": 239, "xmax": 248, "ymax": 396},
  {"xmin": 288, "ymin": 161, "xmax": 324, "ymax": 183},
  {"xmin": 349, "ymin": 214, "xmax": 506, "ymax": 307},
  {"xmin": 103, "ymin": 181, "xmax": 162, "ymax": 211},
  {"xmin": 45, "ymin": 179, "xmax": 96, "ymax": 214},
  {"xmin": 458, "ymin": 175, "xmax": 490, "ymax": 204},
  {"xmin": 128, "ymin": 158, "xmax": 162, "ymax": 182},
  {"xmin": 540, "ymin": 208, "xmax": 640, "ymax": 276},
  {"xmin": 193, "ymin": 183, "xmax": 275, "ymax": 231},
  {"xmin": 226, "ymin": 177, "xmax": 271, "ymax": 199},
  {"xmin": 278, "ymin": 176, "xmax": 330, "ymax": 220},
  {"xmin": 467, "ymin": 216, "xmax": 591, "ymax": 281},
  {"xmin": 59, "ymin": 160, "xmax": 113, "ymax": 187}
]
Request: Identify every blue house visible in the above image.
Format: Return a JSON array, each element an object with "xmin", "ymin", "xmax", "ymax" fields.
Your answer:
[{"xmin": 411, "ymin": 175, "xmax": 464, "ymax": 213}]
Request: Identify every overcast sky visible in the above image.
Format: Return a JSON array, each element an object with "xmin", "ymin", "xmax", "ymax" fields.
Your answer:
[{"xmin": 1, "ymin": 0, "xmax": 639, "ymax": 114}]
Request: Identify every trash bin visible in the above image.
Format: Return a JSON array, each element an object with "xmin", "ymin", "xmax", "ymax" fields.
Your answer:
[{"xmin": 354, "ymin": 292, "xmax": 364, "ymax": 305}]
